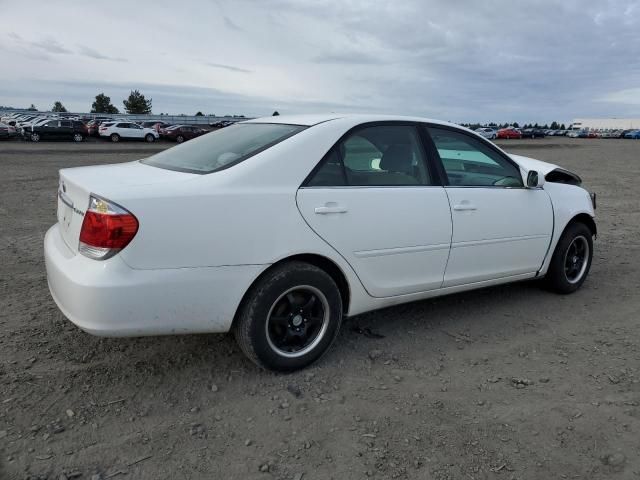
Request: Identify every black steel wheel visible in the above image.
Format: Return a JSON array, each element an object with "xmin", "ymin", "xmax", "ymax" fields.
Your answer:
[
  {"xmin": 563, "ymin": 235, "xmax": 589, "ymax": 284},
  {"xmin": 544, "ymin": 222, "xmax": 593, "ymax": 294},
  {"xmin": 234, "ymin": 261, "xmax": 343, "ymax": 371}
]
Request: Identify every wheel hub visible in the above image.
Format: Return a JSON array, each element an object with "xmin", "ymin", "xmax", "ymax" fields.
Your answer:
[{"xmin": 291, "ymin": 314, "xmax": 303, "ymax": 327}]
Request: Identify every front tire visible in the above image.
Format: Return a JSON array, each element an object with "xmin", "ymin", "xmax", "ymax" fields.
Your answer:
[
  {"xmin": 73, "ymin": 133, "xmax": 84, "ymax": 142},
  {"xmin": 234, "ymin": 261, "xmax": 343, "ymax": 371},
  {"xmin": 544, "ymin": 222, "xmax": 593, "ymax": 294},
  {"xmin": 145, "ymin": 133, "xmax": 155, "ymax": 143},
  {"xmin": 30, "ymin": 133, "xmax": 40, "ymax": 142},
  {"xmin": 176, "ymin": 135, "xmax": 185, "ymax": 143}
]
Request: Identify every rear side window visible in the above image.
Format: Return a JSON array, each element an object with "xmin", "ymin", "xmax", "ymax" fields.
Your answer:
[
  {"xmin": 307, "ymin": 125, "xmax": 432, "ymax": 187},
  {"xmin": 142, "ymin": 123, "xmax": 306, "ymax": 174}
]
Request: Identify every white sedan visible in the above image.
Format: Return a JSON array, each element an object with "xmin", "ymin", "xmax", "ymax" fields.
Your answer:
[
  {"xmin": 474, "ymin": 127, "xmax": 497, "ymax": 140},
  {"xmin": 45, "ymin": 114, "xmax": 596, "ymax": 371},
  {"xmin": 99, "ymin": 121, "xmax": 159, "ymax": 142}
]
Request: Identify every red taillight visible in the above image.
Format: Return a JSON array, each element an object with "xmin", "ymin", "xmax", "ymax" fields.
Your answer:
[{"xmin": 79, "ymin": 196, "xmax": 138, "ymax": 260}]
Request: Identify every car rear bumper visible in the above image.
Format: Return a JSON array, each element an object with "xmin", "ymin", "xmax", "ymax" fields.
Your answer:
[{"xmin": 44, "ymin": 224, "xmax": 264, "ymax": 337}]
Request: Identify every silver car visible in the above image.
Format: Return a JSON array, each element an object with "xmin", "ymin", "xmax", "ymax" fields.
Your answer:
[{"xmin": 474, "ymin": 127, "xmax": 497, "ymax": 140}]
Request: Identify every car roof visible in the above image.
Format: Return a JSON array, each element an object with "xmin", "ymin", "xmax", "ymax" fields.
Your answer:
[{"xmin": 244, "ymin": 113, "xmax": 462, "ymax": 128}]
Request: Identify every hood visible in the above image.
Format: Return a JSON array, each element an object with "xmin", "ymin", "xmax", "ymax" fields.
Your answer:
[{"xmin": 508, "ymin": 154, "xmax": 560, "ymax": 176}]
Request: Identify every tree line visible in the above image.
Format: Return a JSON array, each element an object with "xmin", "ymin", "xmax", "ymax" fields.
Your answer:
[
  {"xmin": 28, "ymin": 91, "xmax": 268, "ymax": 117},
  {"xmin": 29, "ymin": 90, "xmax": 154, "ymax": 115}
]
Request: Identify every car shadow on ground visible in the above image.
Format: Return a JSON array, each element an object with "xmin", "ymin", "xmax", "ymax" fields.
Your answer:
[{"xmin": 51, "ymin": 278, "xmax": 552, "ymax": 381}]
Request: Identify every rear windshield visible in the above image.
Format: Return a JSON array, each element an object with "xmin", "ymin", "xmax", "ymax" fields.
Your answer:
[{"xmin": 142, "ymin": 123, "xmax": 306, "ymax": 174}]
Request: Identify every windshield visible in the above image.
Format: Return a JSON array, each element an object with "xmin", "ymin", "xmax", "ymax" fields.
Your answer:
[{"xmin": 142, "ymin": 123, "xmax": 306, "ymax": 174}]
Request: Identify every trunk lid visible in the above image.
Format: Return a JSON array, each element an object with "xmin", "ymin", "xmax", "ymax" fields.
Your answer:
[{"xmin": 56, "ymin": 161, "xmax": 198, "ymax": 254}]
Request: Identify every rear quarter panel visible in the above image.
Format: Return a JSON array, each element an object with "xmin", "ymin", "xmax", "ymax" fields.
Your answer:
[{"xmin": 111, "ymin": 119, "xmax": 375, "ymax": 316}]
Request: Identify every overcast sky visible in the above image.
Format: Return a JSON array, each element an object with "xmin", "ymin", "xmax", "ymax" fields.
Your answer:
[{"xmin": 0, "ymin": 0, "xmax": 638, "ymax": 123}]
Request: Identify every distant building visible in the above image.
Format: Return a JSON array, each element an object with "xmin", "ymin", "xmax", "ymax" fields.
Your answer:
[{"xmin": 571, "ymin": 118, "xmax": 640, "ymax": 130}]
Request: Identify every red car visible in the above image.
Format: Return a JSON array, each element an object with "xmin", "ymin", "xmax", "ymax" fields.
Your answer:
[
  {"xmin": 162, "ymin": 125, "xmax": 208, "ymax": 143},
  {"xmin": 496, "ymin": 128, "xmax": 522, "ymax": 139}
]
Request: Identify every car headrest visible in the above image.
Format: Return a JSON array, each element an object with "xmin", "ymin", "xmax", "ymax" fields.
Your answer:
[{"xmin": 379, "ymin": 144, "xmax": 413, "ymax": 173}]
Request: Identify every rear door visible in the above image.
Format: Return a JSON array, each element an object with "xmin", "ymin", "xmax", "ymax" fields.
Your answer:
[
  {"xmin": 297, "ymin": 123, "xmax": 452, "ymax": 297},
  {"xmin": 425, "ymin": 125, "xmax": 553, "ymax": 287},
  {"xmin": 59, "ymin": 120, "xmax": 73, "ymax": 140}
]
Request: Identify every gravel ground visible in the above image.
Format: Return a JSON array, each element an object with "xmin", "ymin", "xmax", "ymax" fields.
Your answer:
[{"xmin": 1, "ymin": 137, "xmax": 639, "ymax": 480}]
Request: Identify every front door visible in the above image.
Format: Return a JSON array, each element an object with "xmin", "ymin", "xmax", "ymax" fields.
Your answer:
[
  {"xmin": 41, "ymin": 120, "xmax": 59, "ymax": 140},
  {"xmin": 297, "ymin": 123, "xmax": 452, "ymax": 298},
  {"xmin": 426, "ymin": 126, "xmax": 553, "ymax": 287}
]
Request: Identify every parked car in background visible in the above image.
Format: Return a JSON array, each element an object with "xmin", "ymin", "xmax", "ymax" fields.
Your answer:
[
  {"xmin": 162, "ymin": 125, "xmax": 208, "ymax": 143},
  {"xmin": 159, "ymin": 125, "xmax": 177, "ymax": 137},
  {"xmin": 99, "ymin": 122, "xmax": 159, "ymax": 142},
  {"xmin": 15, "ymin": 115, "xmax": 42, "ymax": 128},
  {"xmin": 24, "ymin": 119, "xmax": 87, "ymax": 142},
  {"xmin": 19, "ymin": 117, "xmax": 52, "ymax": 135},
  {"xmin": 624, "ymin": 130, "xmax": 640, "ymax": 139},
  {"xmin": 141, "ymin": 121, "xmax": 173, "ymax": 133},
  {"xmin": 521, "ymin": 128, "xmax": 546, "ymax": 138},
  {"xmin": 210, "ymin": 120, "xmax": 236, "ymax": 128},
  {"xmin": 0, "ymin": 122, "xmax": 17, "ymax": 139},
  {"xmin": 87, "ymin": 119, "xmax": 113, "ymax": 137},
  {"xmin": 474, "ymin": 127, "xmax": 497, "ymax": 140},
  {"xmin": 496, "ymin": 127, "xmax": 522, "ymax": 139},
  {"xmin": 44, "ymin": 114, "xmax": 597, "ymax": 371}
]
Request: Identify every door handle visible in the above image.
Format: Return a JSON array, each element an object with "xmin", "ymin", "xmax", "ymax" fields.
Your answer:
[
  {"xmin": 314, "ymin": 203, "xmax": 347, "ymax": 214},
  {"xmin": 453, "ymin": 203, "xmax": 477, "ymax": 211}
]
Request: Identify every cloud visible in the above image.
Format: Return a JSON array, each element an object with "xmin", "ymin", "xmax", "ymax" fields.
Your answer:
[
  {"xmin": 312, "ymin": 51, "xmax": 382, "ymax": 65},
  {"xmin": 598, "ymin": 88, "xmax": 640, "ymax": 105},
  {"xmin": 1, "ymin": 0, "xmax": 640, "ymax": 121},
  {"xmin": 31, "ymin": 38, "xmax": 73, "ymax": 55},
  {"xmin": 77, "ymin": 46, "xmax": 127, "ymax": 62},
  {"xmin": 223, "ymin": 15, "xmax": 243, "ymax": 31},
  {"xmin": 205, "ymin": 62, "xmax": 252, "ymax": 73}
]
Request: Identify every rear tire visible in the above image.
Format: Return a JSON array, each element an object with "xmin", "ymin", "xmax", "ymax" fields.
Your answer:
[
  {"xmin": 233, "ymin": 261, "xmax": 343, "ymax": 371},
  {"xmin": 543, "ymin": 222, "xmax": 593, "ymax": 294},
  {"xmin": 110, "ymin": 133, "xmax": 120, "ymax": 143},
  {"xmin": 30, "ymin": 133, "xmax": 40, "ymax": 142}
]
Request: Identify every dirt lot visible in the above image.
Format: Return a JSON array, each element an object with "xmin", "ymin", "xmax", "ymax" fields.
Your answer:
[{"xmin": 1, "ymin": 137, "xmax": 639, "ymax": 480}]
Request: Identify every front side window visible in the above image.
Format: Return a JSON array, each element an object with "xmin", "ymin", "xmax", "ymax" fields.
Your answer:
[
  {"xmin": 143, "ymin": 123, "xmax": 306, "ymax": 174},
  {"xmin": 307, "ymin": 125, "xmax": 432, "ymax": 187},
  {"xmin": 427, "ymin": 127, "xmax": 523, "ymax": 187}
]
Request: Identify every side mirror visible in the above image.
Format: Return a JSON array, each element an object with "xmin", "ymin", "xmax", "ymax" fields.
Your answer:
[{"xmin": 527, "ymin": 170, "xmax": 540, "ymax": 188}]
